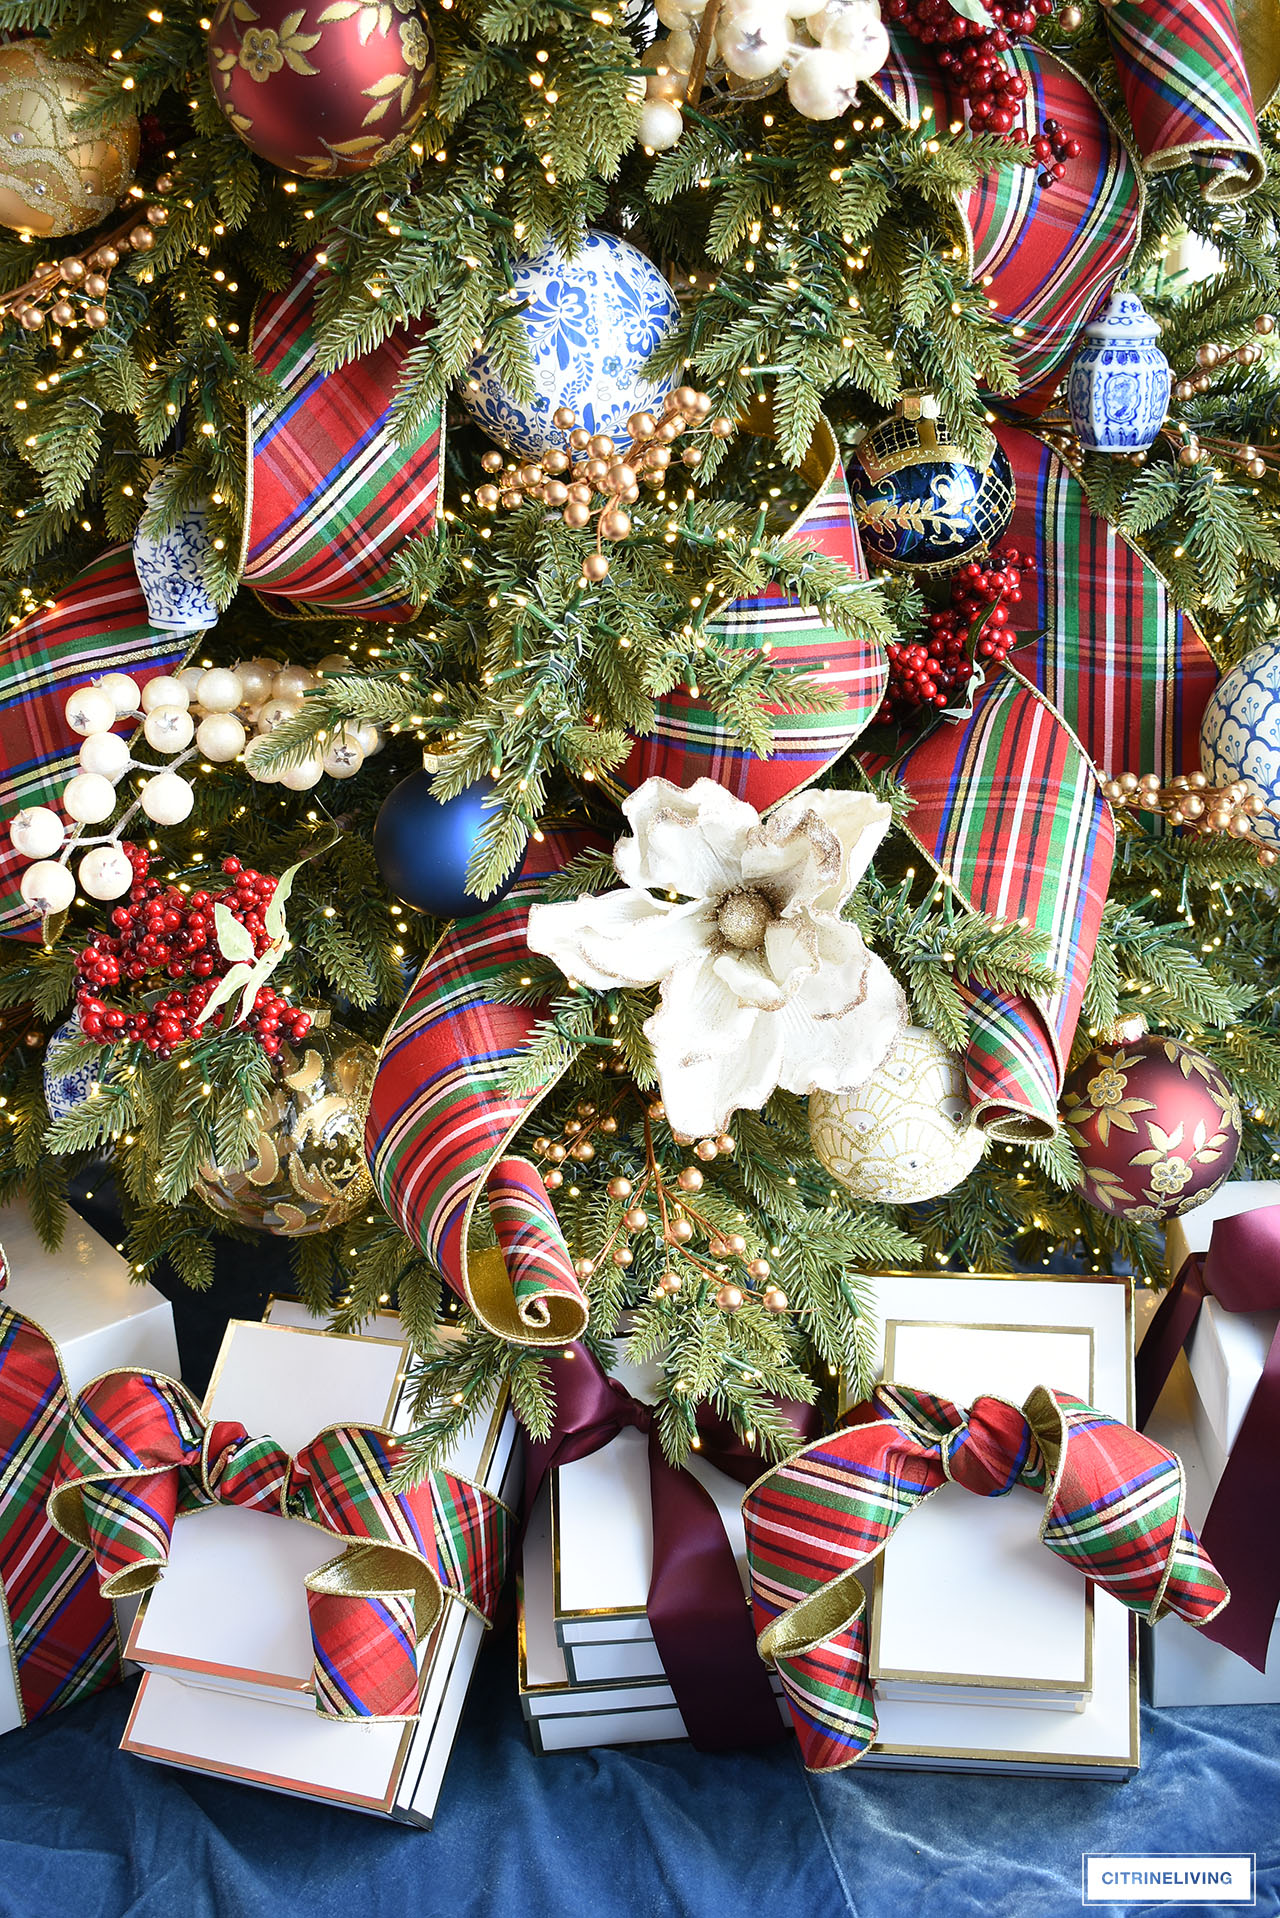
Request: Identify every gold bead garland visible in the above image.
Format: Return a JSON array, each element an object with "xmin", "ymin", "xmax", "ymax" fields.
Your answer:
[
  {"xmin": 1101, "ymin": 766, "xmax": 1279, "ymax": 864},
  {"xmin": 474, "ymin": 385, "xmax": 737, "ymax": 583},
  {"xmin": 0, "ymin": 176, "xmax": 172, "ymax": 335}
]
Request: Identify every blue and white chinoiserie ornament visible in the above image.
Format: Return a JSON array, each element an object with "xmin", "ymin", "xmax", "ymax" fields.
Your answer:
[
  {"xmin": 43, "ymin": 1012, "xmax": 103, "ymax": 1123},
  {"xmin": 460, "ymin": 230, "xmax": 680, "ymax": 460},
  {"xmin": 1066, "ymin": 290, "xmax": 1171, "ymax": 454},
  {"xmin": 848, "ymin": 391, "xmax": 1015, "ymax": 576},
  {"xmin": 132, "ymin": 479, "xmax": 219, "ymax": 635},
  {"xmin": 1199, "ymin": 638, "xmax": 1280, "ymax": 848}
]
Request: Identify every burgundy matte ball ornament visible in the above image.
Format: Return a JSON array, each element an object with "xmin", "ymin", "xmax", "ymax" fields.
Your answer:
[
  {"xmin": 1061, "ymin": 1033, "xmax": 1241, "ymax": 1222},
  {"xmin": 206, "ymin": 0, "xmax": 436, "ymax": 179}
]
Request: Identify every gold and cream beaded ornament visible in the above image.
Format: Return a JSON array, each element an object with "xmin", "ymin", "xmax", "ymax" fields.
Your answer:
[
  {"xmin": 1100, "ymin": 766, "xmax": 1278, "ymax": 866},
  {"xmin": 808, "ymin": 1025, "xmax": 987, "ymax": 1206},
  {"xmin": 474, "ymin": 385, "xmax": 736, "ymax": 583},
  {"xmin": 7, "ymin": 657, "xmax": 384, "ymax": 914}
]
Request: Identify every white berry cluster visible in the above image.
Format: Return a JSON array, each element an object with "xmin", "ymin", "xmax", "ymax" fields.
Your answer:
[
  {"xmin": 9, "ymin": 655, "xmax": 381, "ymax": 916},
  {"xmin": 638, "ymin": 0, "xmax": 889, "ymax": 151}
]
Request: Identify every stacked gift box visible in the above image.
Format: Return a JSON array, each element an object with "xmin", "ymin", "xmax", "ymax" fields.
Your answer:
[
  {"xmin": 519, "ymin": 1351, "xmax": 789, "ymax": 1753},
  {"xmin": 519, "ymin": 1271, "xmax": 1142, "ymax": 1777},
  {"xmin": 1141, "ymin": 1180, "xmax": 1280, "ymax": 1707},
  {"xmin": 119, "ymin": 1299, "xmax": 521, "ymax": 1822}
]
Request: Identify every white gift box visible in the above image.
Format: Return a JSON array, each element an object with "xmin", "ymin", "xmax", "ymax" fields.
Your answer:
[
  {"xmin": 1164, "ymin": 1181, "xmax": 1280, "ymax": 1480},
  {"xmin": 550, "ymin": 1352, "xmax": 759, "ymax": 1678},
  {"xmin": 1138, "ymin": 1285, "xmax": 1280, "ymax": 1707},
  {"xmin": 0, "ymin": 1194, "xmax": 179, "ymax": 1736},
  {"xmin": 522, "ymin": 1487, "xmax": 787, "ymax": 1751},
  {"xmin": 121, "ymin": 1307, "xmax": 520, "ymax": 1823},
  {"xmin": 520, "ymin": 1487, "xmax": 703, "ymax": 1753},
  {"xmin": 535, "ymin": 1276, "xmax": 1138, "ymax": 1774},
  {"xmin": 852, "ymin": 1273, "xmax": 1139, "ymax": 1777}
]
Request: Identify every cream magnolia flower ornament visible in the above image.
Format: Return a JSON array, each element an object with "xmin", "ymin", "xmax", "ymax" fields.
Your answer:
[{"xmin": 527, "ymin": 777, "xmax": 907, "ymax": 1137}]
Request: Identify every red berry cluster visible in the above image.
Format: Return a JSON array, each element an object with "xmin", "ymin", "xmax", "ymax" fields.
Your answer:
[
  {"xmin": 877, "ymin": 547, "xmax": 1033, "ymax": 725},
  {"xmin": 1024, "ymin": 116, "xmax": 1083, "ymax": 188},
  {"xmin": 73, "ymin": 849, "xmax": 312, "ymax": 1061},
  {"xmin": 885, "ymin": 0, "xmax": 1082, "ymax": 177}
]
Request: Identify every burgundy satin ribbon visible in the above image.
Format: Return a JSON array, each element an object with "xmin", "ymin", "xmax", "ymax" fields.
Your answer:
[
  {"xmin": 524, "ymin": 1346, "xmax": 818, "ymax": 1750},
  {"xmin": 1135, "ymin": 1203, "xmax": 1280, "ymax": 1669}
]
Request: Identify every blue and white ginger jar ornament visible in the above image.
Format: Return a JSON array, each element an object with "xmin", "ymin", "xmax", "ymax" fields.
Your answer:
[
  {"xmin": 43, "ymin": 1012, "xmax": 102, "ymax": 1123},
  {"xmin": 1199, "ymin": 639, "xmax": 1280, "ymax": 848},
  {"xmin": 132, "ymin": 476, "xmax": 219, "ymax": 636},
  {"xmin": 1067, "ymin": 290, "xmax": 1171, "ymax": 454},
  {"xmin": 460, "ymin": 230, "xmax": 680, "ymax": 460},
  {"xmin": 849, "ymin": 391, "xmax": 1015, "ymax": 576}
]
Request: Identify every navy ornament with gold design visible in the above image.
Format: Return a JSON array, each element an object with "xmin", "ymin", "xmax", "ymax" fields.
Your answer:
[{"xmin": 849, "ymin": 392, "xmax": 1015, "ymax": 576}]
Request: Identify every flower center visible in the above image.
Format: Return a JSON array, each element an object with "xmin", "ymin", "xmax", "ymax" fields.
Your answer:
[{"xmin": 716, "ymin": 887, "xmax": 775, "ymax": 951}]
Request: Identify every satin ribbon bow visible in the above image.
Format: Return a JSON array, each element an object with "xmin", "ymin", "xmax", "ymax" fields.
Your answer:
[
  {"xmin": 1136, "ymin": 1203, "xmax": 1280, "ymax": 1670},
  {"xmin": 524, "ymin": 1344, "xmax": 820, "ymax": 1751},
  {"xmin": 743, "ymin": 1382, "xmax": 1228, "ymax": 1773},
  {"xmin": 48, "ymin": 1368, "xmax": 510, "ymax": 1722}
]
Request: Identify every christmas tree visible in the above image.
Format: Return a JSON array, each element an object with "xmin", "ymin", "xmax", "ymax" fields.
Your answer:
[{"xmin": 0, "ymin": 0, "xmax": 1276, "ymax": 1467}]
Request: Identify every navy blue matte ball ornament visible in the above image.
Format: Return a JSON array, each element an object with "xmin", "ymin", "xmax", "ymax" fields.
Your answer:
[
  {"xmin": 374, "ymin": 771, "xmax": 520, "ymax": 919},
  {"xmin": 849, "ymin": 392, "xmax": 1015, "ymax": 576}
]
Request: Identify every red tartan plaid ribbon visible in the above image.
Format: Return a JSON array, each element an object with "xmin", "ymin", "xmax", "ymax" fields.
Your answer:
[
  {"xmin": 998, "ymin": 426, "xmax": 1218, "ymax": 778},
  {"xmin": 744, "ymin": 1382, "xmax": 1229, "ymax": 1772},
  {"xmin": 599, "ymin": 417, "xmax": 886, "ymax": 811},
  {"xmin": 0, "ymin": 549, "xmax": 193, "ymax": 942},
  {"xmin": 872, "ymin": 38, "xmax": 1143, "ymax": 414},
  {"xmin": 0, "ymin": 1245, "xmax": 123, "ymax": 1727},
  {"xmin": 888, "ymin": 663, "xmax": 1114, "ymax": 1139},
  {"xmin": 48, "ymin": 1367, "xmax": 511, "ymax": 1723},
  {"xmin": 859, "ymin": 421, "xmax": 1220, "ymax": 1138},
  {"xmin": 366, "ymin": 829, "xmax": 599, "ymax": 1346},
  {"xmin": 1102, "ymin": 0, "xmax": 1264, "ymax": 204},
  {"xmin": 244, "ymin": 252, "xmax": 442, "ymax": 623}
]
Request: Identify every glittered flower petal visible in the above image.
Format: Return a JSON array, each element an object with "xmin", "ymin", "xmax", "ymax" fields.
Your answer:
[
  {"xmin": 526, "ymin": 890, "xmax": 711, "ymax": 990},
  {"xmin": 615, "ymin": 777, "xmax": 758, "ymax": 900}
]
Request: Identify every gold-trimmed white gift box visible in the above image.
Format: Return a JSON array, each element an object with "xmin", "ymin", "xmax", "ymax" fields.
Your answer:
[
  {"xmin": 527, "ymin": 1274, "xmax": 1138, "ymax": 1775},
  {"xmin": 849, "ymin": 1271, "xmax": 1138, "ymax": 1777},
  {"xmin": 120, "ymin": 1301, "xmax": 520, "ymax": 1824},
  {"xmin": 0, "ymin": 1193, "xmax": 179, "ymax": 1737},
  {"xmin": 1141, "ymin": 1184, "xmax": 1280, "ymax": 1706}
]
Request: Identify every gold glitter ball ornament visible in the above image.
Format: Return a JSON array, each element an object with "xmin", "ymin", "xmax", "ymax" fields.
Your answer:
[
  {"xmin": 0, "ymin": 42, "xmax": 138, "ymax": 238},
  {"xmin": 808, "ymin": 1025, "xmax": 987, "ymax": 1205},
  {"xmin": 195, "ymin": 1019, "xmax": 377, "ymax": 1236}
]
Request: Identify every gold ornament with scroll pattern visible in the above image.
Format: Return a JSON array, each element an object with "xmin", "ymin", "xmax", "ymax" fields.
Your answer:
[{"xmin": 195, "ymin": 1018, "xmax": 377, "ymax": 1236}]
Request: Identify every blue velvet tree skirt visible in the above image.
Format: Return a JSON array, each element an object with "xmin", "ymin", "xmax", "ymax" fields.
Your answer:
[{"xmin": 2, "ymin": 1629, "xmax": 1278, "ymax": 1918}]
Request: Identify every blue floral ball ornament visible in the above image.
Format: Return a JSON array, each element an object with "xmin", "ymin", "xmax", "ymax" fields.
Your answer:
[
  {"xmin": 1067, "ymin": 290, "xmax": 1171, "ymax": 455},
  {"xmin": 849, "ymin": 394, "xmax": 1015, "ymax": 576},
  {"xmin": 1199, "ymin": 639, "xmax": 1280, "ymax": 848},
  {"xmin": 460, "ymin": 231, "xmax": 680, "ymax": 460}
]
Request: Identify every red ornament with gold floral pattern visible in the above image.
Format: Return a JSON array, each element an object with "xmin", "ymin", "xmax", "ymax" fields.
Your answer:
[
  {"xmin": 206, "ymin": 0, "xmax": 436, "ymax": 180},
  {"xmin": 1061, "ymin": 1033, "xmax": 1241, "ymax": 1222}
]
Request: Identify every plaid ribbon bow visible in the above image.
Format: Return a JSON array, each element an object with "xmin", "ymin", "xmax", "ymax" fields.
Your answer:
[
  {"xmin": 48, "ymin": 1367, "xmax": 511, "ymax": 1722},
  {"xmin": 743, "ymin": 1382, "xmax": 1228, "ymax": 1772},
  {"xmin": 0, "ymin": 1245, "xmax": 124, "ymax": 1726}
]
